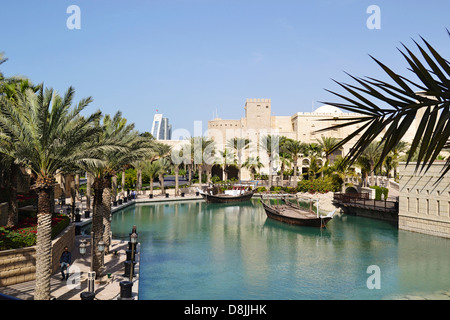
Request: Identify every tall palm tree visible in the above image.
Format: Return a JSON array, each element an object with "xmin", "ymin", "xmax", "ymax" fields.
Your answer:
[
  {"xmin": 190, "ymin": 136, "xmax": 215, "ymax": 185},
  {"xmin": 0, "ymin": 84, "xmax": 102, "ymax": 300},
  {"xmin": 359, "ymin": 141, "xmax": 382, "ymax": 186},
  {"xmin": 260, "ymin": 134, "xmax": 280, "ymax": 189},
  {"xmin": 226, "ymin": 137, "xmax": 250, "ymax": 181},
  {"xmin": 82, "ymin": 112, "xmax": 149, "ymax": 260},
  {"xmin": 216, "ymin": 149, "xmax": 236, "ymax": 181},
  {"xmin": 143, "ymin": 159, "xmax": 163, "ymax": 195},
  {"xmin": 285, "ymin": 139, "xmax": 305, "ymax": 186},
  {"xmin": 318, "ymin": 31, "xmax": 450, "ymax": 180}
]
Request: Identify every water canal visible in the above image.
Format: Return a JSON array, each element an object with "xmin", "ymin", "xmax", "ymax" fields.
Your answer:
[{"xmin": 108, "ymin": 200, "xmax": 450, "ymax": 300}]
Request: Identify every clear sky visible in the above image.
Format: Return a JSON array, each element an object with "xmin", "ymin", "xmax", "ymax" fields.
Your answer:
[{"xmin": 1, "ymin": 0, "xmax": 449, "ymax": 137}]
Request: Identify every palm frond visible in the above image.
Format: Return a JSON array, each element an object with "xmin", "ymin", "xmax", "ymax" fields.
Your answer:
[{"xmin": 317, "ymin": 32, "xmax": 449, "ymax": 180}]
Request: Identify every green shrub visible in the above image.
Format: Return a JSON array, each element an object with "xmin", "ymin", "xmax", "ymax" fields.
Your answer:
[
  {"xmin": 370, "ymin": 186, "xmax": 389, "ymax": 200},
  {"xmin": 297, "ymin": 177, "xmax": 340, "ymax": 194}
]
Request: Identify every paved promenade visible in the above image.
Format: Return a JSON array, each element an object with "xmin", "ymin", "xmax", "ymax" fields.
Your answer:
[{"xmin": 0, "ymin": 189, "xmax": 203, "ymax": 300}]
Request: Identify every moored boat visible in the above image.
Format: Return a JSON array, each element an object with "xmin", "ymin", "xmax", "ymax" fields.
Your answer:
[
  {"xmin": 260, "ymin": 195, "xmax": 336, "ymax": 228},
  {"xmin": 197, "ymin": 184, "xmax": 255, "ymax": 204}
]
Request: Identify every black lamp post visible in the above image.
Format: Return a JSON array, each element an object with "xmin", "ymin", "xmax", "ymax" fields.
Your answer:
[
  {"xmin": 79, "ymin": 232, "xmax": 106, "ymax": 295},
  {"xmin": 129, "ymin": 231, "xmax": 138, "ymax": 281},
  {"xmin": 120, "ymin": 227, "xmax": 138, "ymax": 300}
]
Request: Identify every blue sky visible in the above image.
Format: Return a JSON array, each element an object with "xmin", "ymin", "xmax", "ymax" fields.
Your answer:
[{"xmin": 1, "ymin": 0, "xmax": 449, "ymax": 136}]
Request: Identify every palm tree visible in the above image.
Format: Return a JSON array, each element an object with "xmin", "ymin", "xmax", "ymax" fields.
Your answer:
[
  {"xmin": 317, "ymin": 136, "xmax": 339, "ymax": 163},
  {"xmin": 157, "ymin": 156, "xmax": 172, "ymax": 195},
  {"xmin": 189, "ymin": 136, "xmax": 215, "ymax": 185},
  {"xmin": 143, "ymin": 159, "xmax": 163, "ymax": 195},
  {"xmin": 0, "ymin": 63, "xmax": 38, "ymax": 227},
  {"xmin": 359, "ymin": 141, "xmax": 382, "ymax": 186},
  {"xmin": 242, "ymin": 156, "xmax": 264, "ymax": 180},
  {"xmin": 318, "ymin": 31, "xmax": 450, "ymax": 180},
  {"xmin": 216, "ymin": 149, "xmax": 236, "ymax": 181},
  {"xmin": 285, "ymin": 139, "xmax": 306, "ymax": 186},
  {"xmin": 140, "ymin": 142, "xmax": 171, "ymax": 195},
  {"xmin": 170, "ymin": 141, "xmax": 191, "ymax": 195},
  {"xmin": 260, "ymin": 134, "xmax": 280, "ymax": 189},
  {"xmin": 0, "ymin": 84, "xmax": 102, "ymax": 300},
  {"xmin": 328, "ymin": 156, "xmax": 358, "ymax": 192},
  {"xmin": 226, "ymin": 137, "xmax": 250, "ymax": 181},
  {"xmin": 83, "ymin": 112, "xmax": 150, "ymax": 258}
]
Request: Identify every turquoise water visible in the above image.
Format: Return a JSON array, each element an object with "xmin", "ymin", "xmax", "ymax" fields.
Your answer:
[{"xmin": 109, "ymin": 200, "xmax": 450, "ymax": 300}]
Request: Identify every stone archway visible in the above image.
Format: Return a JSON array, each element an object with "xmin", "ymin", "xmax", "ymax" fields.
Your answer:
[
  {"xmin": 211, "ymin": 165, "xmax": 223, "ymax": 181},
  {"xmin": 226, "ymin": 165, "xmax": 239, "ymax": 181}
]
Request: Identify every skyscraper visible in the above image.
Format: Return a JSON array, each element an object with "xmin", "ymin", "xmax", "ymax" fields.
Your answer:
[{"xmin": 151, "ymin": 113, "xmax": 172, "ymax": 140}]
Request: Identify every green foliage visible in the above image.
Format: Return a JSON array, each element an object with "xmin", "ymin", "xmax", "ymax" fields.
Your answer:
[
  {"xmin": 370, "ymin": 186, "xmax": 389, "ymax": 200},
  {"xmin": 211, "ymin": 175, "xmax": 221, "ymax": 183},
  {"xmin": 297, "ymin": 177, "xmax": 340, "ymax": 194},
  {"xmin": 0, "ymin": 214, "xmax": 69, "ymax": 250},
  {"xmin": 256, "ymin": 187, "xmax": 266, "ymax": 193},
  {"xmin": 117, "ymin": 168, "xmax": 152, "ymax": 189}
]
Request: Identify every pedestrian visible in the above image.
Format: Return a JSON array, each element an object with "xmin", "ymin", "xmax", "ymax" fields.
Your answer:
[{"xmin": 60, "ymin": 246, "xmax": 72, "ymax": 280}]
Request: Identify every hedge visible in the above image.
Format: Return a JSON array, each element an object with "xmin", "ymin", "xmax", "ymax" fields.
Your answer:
[
  {"xmin": 0, "ymin": 214, "xmax": 70, "ymax": 250},
  {"xmin": 370, "ymin": 186, "xmax": 389, "ymax": 200},
  {"xmin": 297, "ymin": 177, "xmax": 340, "ymax": 194}
]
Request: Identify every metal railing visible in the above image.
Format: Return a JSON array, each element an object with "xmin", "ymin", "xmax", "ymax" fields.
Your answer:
[{"xmin": 333, "ymin": 192, "xmax": 398, "ymax": 212}]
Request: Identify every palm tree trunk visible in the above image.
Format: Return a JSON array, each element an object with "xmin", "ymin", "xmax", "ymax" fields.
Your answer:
[
  {"xmin": 370, "ymin": 162, "xmax": 375, "ymax": 186},
  {"xmin": 188, "ymin": 163, "xmax": 192, "ymax": 184},
  {"xmin": 159, "ymin": 173, "xmax": 165, "ymax": 195},
  {"xmin": 102, "ymin": 175, "xmax": 112, "ymax": 254},
  {"xmin": 175, "ymin": 165, "xmax": 179, "ymax": 196},
  {"xmin": 34, "ymin": 185, "xmax": 54, "ymax": 300},
  {"xmin": 198, "ymin": 164, "xmax": 203, "ymax": 185},
  {"xmin": 92, "ymin": 177, "xmax": 105, "ymax": 277},
  {"xmin": 268, "ymin": 159, "xmax": 273, "ymax": 189},
  {"xmin": 112, "ymin": 175, "xmax": 118, "ymax": 201},
  {"xmin": 121, "ymin": 168, "xmax": 126, "ymax": 197},
  {"xmin": 86, "ymin": 173, "xmax": 92, "ymax": 211},
  {"xmin": 70, "ymin": 177, "xmax": 76, "ymax": 222},
  {"xmin": 293, "ymin": 156, "xmax": 298, "ymax": 187},
  {"xmin": 6, "ymin": 164, "xmax": 19, "ymax": 227},
  {"xmin": 137, "ymin": 168, "xmax": 142, "ymax": 195},
  {"xmin": 206, "ymin": 165, "xmax": 212, "ymax": 184},
  {"xmin": 75, "ymin": 173, "xmax": 80, "ymax": 199}
]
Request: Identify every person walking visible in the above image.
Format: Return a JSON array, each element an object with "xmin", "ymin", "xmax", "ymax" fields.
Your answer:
[{"xmin": 60, "ymin": 246, "xmax": 72, "ymax": 280}]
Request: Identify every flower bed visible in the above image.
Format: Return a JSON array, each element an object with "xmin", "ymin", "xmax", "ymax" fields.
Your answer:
[
  {"xmin": 0, "ymin": 214, "xmax": 70, "ymax": 250},
  {"xmin": 17, "ymin": 192, "xmax": 38, "ymax": 208}
]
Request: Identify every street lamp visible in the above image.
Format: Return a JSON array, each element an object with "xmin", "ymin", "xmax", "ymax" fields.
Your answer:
[
  {"xmin": 79, "ymin": 232, "xmax": 106, "ymax": 294},
  {"xmin": 97, "ymin": 240, "xmax": 105, "ymax": 253},
  {"xmin": 129, "ymin": 231, "xmax": 138, "ymax": 282}
]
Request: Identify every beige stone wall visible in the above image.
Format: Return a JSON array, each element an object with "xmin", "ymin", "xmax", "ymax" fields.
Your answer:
[
  {"xmin": 0, "ymin": 224, "xmax": 75, "ymax": 287},
  {"xmin": 207, "ymin": 99, "xmax": 372, "ymax": 179},
  {"xmin": 398, "ymin": 162, "xmax": 450, "ymax": 238}
]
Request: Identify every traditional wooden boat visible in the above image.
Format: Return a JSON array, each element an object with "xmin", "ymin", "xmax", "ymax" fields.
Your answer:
[
  {"xmin": 260, "ymin": 195, "xmax": 336, "ymax": 228},
  {"xmin": 197, "ymin": 184, "xmax": 255, "ymax": 204}
]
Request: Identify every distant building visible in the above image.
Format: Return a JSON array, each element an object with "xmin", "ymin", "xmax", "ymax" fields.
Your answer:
[
  {"xmin": 151, "ymin": 113, "xmax": 172, "ymax": 140},
  {"xmin": 207, "ymin": 98, "xmax": 420, "ymax": 180}
]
